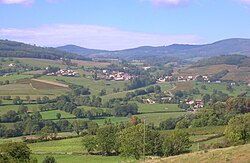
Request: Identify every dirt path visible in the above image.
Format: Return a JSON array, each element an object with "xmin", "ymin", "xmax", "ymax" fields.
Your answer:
[{"xmin": 31, "ymin": 79, "xmax": 69, "ymax": 88}]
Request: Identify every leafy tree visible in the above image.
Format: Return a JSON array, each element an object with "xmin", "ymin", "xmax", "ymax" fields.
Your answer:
[
  {"xmin": 26, "ymin": 96, "xmax": 31, "ymax": 104},
  {"xmin": 96, "ymin": 125, "xmax": 119, "ymax": 155},
  {"xmin": 72, "ymin": 120, "xmax": 87, "ymax": 135},
  {"xmin": 42, "ymin": 156, "xmax": 56, "ymax": 163},
  {"xmin": 82, "ymin": 135, "xmax": 96, "ymax": 154},
  {"xmin": 0, "ymin": 142, "xmax": 35, "ymax": 163},
  {"xmin": 13, "ymin": 96, "xmax": 23, "ymax": 105},
  {"xmin": 56, "ymin": 113, "xmax": 61, "ymax": 119},
  {"xmin": 18, "ymin": 105, "xmax": 28, "ymax": 114},
  {"xmin": 202, "ymin": 94, "xmax": 211, "ymax": 105},
  {"xmin": 118, "ymin": 124, "xmax": 162, "ymax": 160},
  {"xmin": 162, "ymin": 130, "xmax": 191, "ymax": 156},
  {"xmin": 224, "ymin": 113, "xmax": 250, "ymax": 145},
  {"xmin": 99, "ymin": 89, "xmax": 107, "ymax": 96}
]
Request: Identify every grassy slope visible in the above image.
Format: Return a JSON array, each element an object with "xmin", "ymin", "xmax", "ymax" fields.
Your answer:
[
  {"xmin": 156, "ymin": 143, "xmax": 250, "ymax": 163},
  {"xmin": 34, "ymin": 154, "xmax": 131, "ymax": 163},
  {"xmin": 40, "ymin": 110, "xmax": 76, "ymax": 120}
]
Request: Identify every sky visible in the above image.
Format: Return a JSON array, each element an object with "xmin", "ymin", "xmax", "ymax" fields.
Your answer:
[{"xmin": 0, "ymin": 0, "xmax": 250, "ymax": 50}]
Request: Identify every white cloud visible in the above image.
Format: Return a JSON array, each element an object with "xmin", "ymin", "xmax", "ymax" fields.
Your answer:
[
  {"xmin": 0, "ymin": 24, "xmax": 201, "ymax": 50},
  {"xmin": 143, "ymin": 0, "xmax": 191, "ymax": 7},
  {"xmin": 0, "ymin": 0, "xmax": 34, "ymax": 5},
  {"xmin": 239, "ymin": 0, "xmax": 250, "ymax": 5}
]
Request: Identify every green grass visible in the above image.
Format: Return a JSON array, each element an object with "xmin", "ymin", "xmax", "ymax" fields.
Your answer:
[
  {"xmin": 0, "ymin": 74, "xmax": 32, "ymax": 82},
  {"xmin": 39, "ymin": 76, "xmax": 128, "ymax": 95},
  {"xmin": 137, "ymin": 102, "xmax": 181, "ymax": 113},
  {"xmin": 33, "ymin": 154, "xmax": 132, "ymax": 163},
  {"xmin": 0, "ymin": 103, "xmax": 42, "ymax": 115},
  {"xmin": 40, "ymin": 110, "xmax": 76, "ymax": 120},
  {"xmin": 137, "ymin": 112, "xmax": 186, "ymax": 126},
  {"xmin": 29, "ymin": 137, "xmax": 84, "ymax": 153},
  {"xmin": 16, "ymin": 58, "xmax": 66, "ymax": 68},
  {"xmin": 0, "ymin": 83, "xmax": 68, "ymax": 100}
]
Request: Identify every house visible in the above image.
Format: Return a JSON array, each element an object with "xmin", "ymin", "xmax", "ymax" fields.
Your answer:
[
  {"xmin": 8, "ymin": 63, "xmax": 15, "ymax": 67},
  {"xmin": 187, "ymin": 76, "xmax": 193, "ymax": 81},
  {"xmin": 157, "ymin": 78, "xmax": 166, "ymax": 83},
  {"xmin": 143, "ymin": 67, "xmax": 151, "ymax": 71},
  {"xmin": 143, "ymin": 99, "xmax": 156, "ymax": 104}
]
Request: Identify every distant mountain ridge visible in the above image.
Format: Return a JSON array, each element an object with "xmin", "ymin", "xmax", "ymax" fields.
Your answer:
[
  {"xmin": 57, "ymin": 38, "xmax": 250, "ymax": 60},
  {"xmin": 57, "ymin": 45, "xmax": 108, "ymax": 56},
  {"xmin": 0, "ymin": 40, "xmax": 89, "ymax": 60}
]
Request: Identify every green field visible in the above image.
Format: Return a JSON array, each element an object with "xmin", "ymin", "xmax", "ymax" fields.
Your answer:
[
  {"xmin": 137, "ymin": 112, "xmax": 186, "ymax": 126},
  {"xmin": 0, "ymin": 103, "xmax": 43, "ymax": 115},
  {"xmin": 0, "ymin": 83, "xmax": 68, "ymax": 100},
  {"xmin": 34, "ymin": 154, "xmax": 132, "ymax": 163},
  {"xmin": 137, "ymin": 102, "xmax": 181, "ymax": 113},
  {"xmin": 29, "ymin": 137, "xmax": 83, "ymax": 153},
  {"xmin": 39, "ymin": 75, "xmax": 128, "ymax": 95},
  {"xmin": 0, "ymin": 74, "xmax": 32, "ymax": 82},
  {"xmin": 40, "ymin": 110, "xmax": 76, "ymax": 120}
]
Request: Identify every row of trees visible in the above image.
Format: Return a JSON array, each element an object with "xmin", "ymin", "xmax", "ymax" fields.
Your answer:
[{"xmin": 82, "ymin": 123, "xmax": 191, "ymax": 160}]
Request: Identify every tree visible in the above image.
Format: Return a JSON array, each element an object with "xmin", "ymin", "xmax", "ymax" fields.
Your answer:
[
  {"xmin": 0, "ymin": 142, "xmax": 35, "ymax": 163},
  {"xmin": 96, "ymin": 125, "xmax": 119, "ymax": 155},
  {"xmin": 72, "ymin": 120, "xmax": 86, "ymax": 135},
  {"xmin": 13, "ymin": 96, "xmax": 23, "ymax": 105},
  {"xmin": 26, "ymin": 96, "xmax": 31, "ymax": 104},
  {"xmin": 162, "ymin": 130, "xmax": 191, "ymax": 156},
  {"xmin": 0, "ymin": 99, "xmax": 2, "ymax": 106},
  {"xmin": 36, "ymin": 97, "xmax": 42, "ymax": 104},
  {"xmin": 99, "ymin": 89, "xmax": 106, "ymax": 96},
  {"xmin": 18, "ymin": 105, "xmax": 28, "ymax": 114},
  {"xmin": 56, "ymin": 113, "xmax": 61, "ymax": 119},
  {"xmin": 224, "ymin": 113, "xmax": 250, "ymax": 145},
  {"xmin": 201, "ymin": 85, "xmax": 207, "ymax": 90},
  {"xmin": 202, "ymin": 94, "xmax": 210, "ymax": 105},
  {"xmin": 82, "ymin": 135, "xmax": 96, "ymax": 154},
  {"xmin": 118, "ymin": 124, "xmax": 162, "ymax": 160},
  {"xmin": 42, "ymin": 156, "xmax": 56, "ymax": 163}
]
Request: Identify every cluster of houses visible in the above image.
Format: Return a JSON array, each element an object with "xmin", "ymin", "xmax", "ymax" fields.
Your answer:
[
  {"xmin": 185, "ymin": 99, "xmax": 204, "ymax": 109},
  {"xmin": 102, "ymin": 70, "xmax": 134, "ymax": 81},
  {"xmin": 46, "ymin": 69, "xmax": 80, "ymax": 77}
]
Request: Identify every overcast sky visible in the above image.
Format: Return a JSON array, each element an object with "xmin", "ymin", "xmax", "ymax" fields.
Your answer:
[{"xmin": 0, "ymin": 0, "xmax": 250, "ymax": 50}]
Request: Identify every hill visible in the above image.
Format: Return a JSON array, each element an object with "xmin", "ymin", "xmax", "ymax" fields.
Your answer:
[
  {"xmin": 193, "ymin": 54, "xmax": 250, "ymax": 67},
  {"xmin": 57, "ymin": 38, "xmax": 250, "ymax": 60},
  {"xmin": 0, "ymin": 40, "xmax": 89, "ymax": 60},
  {"xmin": 57, "ymin": 45, "xmax": 108, "ymax": 56},
  {"xmin": 153, "ymin": 143, "xmax": 250, "ymax": 163}
]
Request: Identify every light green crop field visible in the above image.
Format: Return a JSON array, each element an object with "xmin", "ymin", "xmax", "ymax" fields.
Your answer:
[
  {"xmin": 195, "ymin": 82, "xmax": 249, "ymax": 97},
  {"xmin": 29, "ymin": 137, "xmax": 84, "ymax": 153},
  {"xmin": 40, "ymin": 110, "xmax": 76, "ymax": 120},
  {"xmin": 54, "ymin": 116, "xmax": 129, "ymax": 125},
  {"xmin": 0, "ymin": 103, "xmax": 42, "ymax": 115},
  {"xmin": 0, "ymin": 74, "xmax": 32, "ymax": 82},
  {"xmin": 39, "ymin": 76, "xmax": 128, "ymax": 95},
  {"xmin": 33, "ymin": 154, "xmax": 132, "ymax": 163},
  {"xmin": 137, "ymin": 112, "xmax": 186, "ymax": 126},
  {"xmin": 0, "ymin": 83, "xmax": 68, "ymax": 100},
  {"xmin": 16, "ymin": 58, "xmax": 67, "ymax": 68},
  {"xmin": 137, "ymin": 102, "xmax": 181, "ymax": 113}
]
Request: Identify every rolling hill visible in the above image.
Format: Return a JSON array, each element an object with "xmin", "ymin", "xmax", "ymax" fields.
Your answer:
[
  {"xmin": 57, "ymin": 38, "xmax": 250, "ymax": 60},
  {"xmin": 0, "ymin": 40, "xmax": 90, "ymax": 60},
  {"xmin": 57, "ymin": 45, "xmax": 108, "ymax": 56}
]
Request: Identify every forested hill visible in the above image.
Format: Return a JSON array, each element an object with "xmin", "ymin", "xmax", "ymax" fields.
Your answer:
[
  {"xmin": 57, "ymin": 45, "xmax": 108, "ymax": 56},
  {"xmin": 0, "ymin": 40, "xmax": 90, "ymax": 60},
  {"xmin": 193, "ymin": 54, "xmax": 250, "ymax": 67},
  {"xmin": 57, "ymin": 38, "xmax": 250, "ymax": 60}
]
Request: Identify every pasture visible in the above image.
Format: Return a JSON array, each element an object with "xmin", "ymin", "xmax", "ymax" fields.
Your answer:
[
  {"xmin": 34, "ymin": 154, "xmax": 130, "ymax": 163},
  {"xmin": 40, "ymin": 110, "xmax": 76, "ymax": 120},
  {"xmin": 39, "ymin": 75, "xmax": 127, "ymax": 95},
  {"xmin": 137, "ymin": 112, "xmax": 186, "ymax": 126},
  {"xmin": 137, "ymin": 102, "xmax": 181, "ymax": 113}
]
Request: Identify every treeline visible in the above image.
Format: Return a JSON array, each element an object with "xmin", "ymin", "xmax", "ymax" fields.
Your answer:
[
  {"xmin": 82, "ymin": 123, "xmax": 191, "ymax": 159},
  {"xmin": 0, "ymin": 39, "xmax": 90, "ymax": 60},
  {"xmin": 193, "ymin": 54, "xmax": 250, "ymax": 67},
  {"xmin": 160, "ymin": 97, "xmax": 250, "ymax": 130}
]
